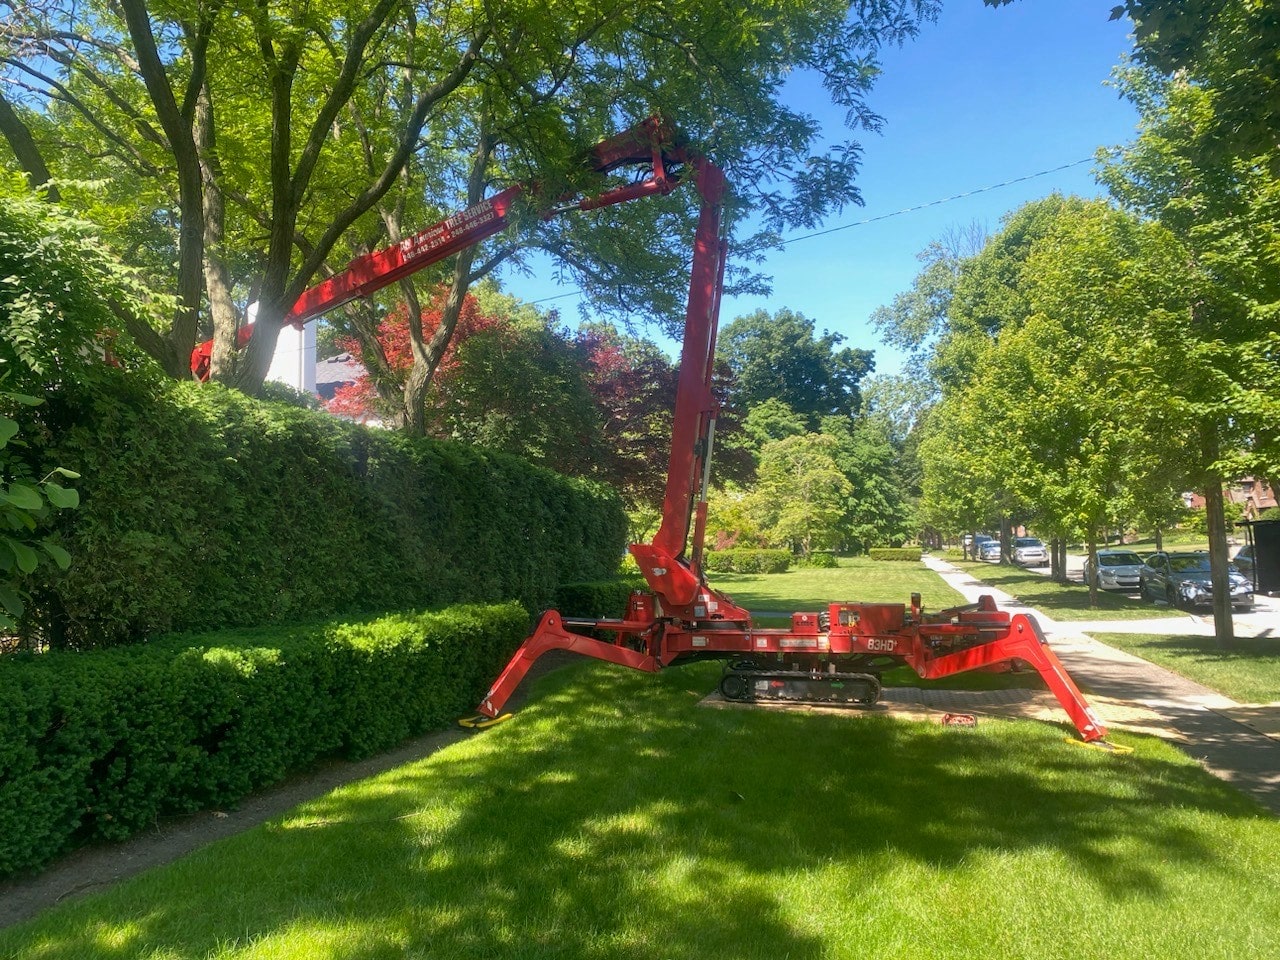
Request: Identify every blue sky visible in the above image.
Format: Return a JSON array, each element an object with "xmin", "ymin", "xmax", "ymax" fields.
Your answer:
[{"xmin": 501, "ymin": 1, "xmax": 1140, "ymax": 377}]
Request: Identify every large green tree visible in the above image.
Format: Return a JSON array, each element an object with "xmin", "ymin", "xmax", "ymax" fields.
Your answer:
[
  {"xmin": 747, "ymin": 432, "xmax": 852, "ymax": 556},
  {"xmin": 1099, "ymin": 66, "xmax": 1280, "ymax": 644},
  {"xmin": 1, "ymin": 0, "xmax": 941, "ymax": 409},
  {"xmin": 719, "ymin": 307, "xmax": 874, "ymax": 428}
]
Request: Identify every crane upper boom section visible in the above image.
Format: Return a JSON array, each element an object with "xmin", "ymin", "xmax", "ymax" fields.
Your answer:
[{"xmin": 191, "ymin": 116, "xmax": 715, "ymax": 384}]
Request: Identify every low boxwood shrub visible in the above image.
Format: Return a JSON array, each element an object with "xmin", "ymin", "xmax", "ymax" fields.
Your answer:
[
  {"xmin": 704, "ymin": 549, "xmax": 791, "ymax": 574},
  {"xmin": 0, "ymin": 602, "xmax": 527, "ymax": 880},
  {"xmin": 868, "ymin": 547, "xmax": 923, "ymax": 562},
  {"xmin": 796, "ymin": 552, "xmax": 838, "ymax": 569}
]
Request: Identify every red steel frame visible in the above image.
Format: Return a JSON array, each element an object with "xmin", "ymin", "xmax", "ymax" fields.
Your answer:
[{"xmin": 188, "ymin": 115, "xmax": 1108, "ymax": 743}]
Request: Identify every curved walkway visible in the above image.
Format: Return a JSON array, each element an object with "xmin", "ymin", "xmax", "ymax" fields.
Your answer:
[{"xmin": 924, "ymin": 555, "xmax": 1280, "ymax": 814}]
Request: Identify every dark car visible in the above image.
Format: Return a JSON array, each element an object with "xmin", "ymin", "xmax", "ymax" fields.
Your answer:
[
  {"xmin": 1083, "ymin": 548, "xmax": 1144, "ymax": 591},
  {"xmin": 1139, "ymin": 551, "xmax": 1254, "ymax": 609},
  {"xmin": 1233, "ymin": 545, "xmax": 1255, "ymax": 579}
]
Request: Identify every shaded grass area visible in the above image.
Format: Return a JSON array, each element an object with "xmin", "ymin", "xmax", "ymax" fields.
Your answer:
[
  {"xmin": 3, "ymin": 661, "xmax": 1277, "ymax": 960},
  {"xmin": 1091, "ymin": 632, "xmax": 1280, "ymax": 705},
  {"xmin": 952, "ymin": 560, "xmax": 1182, "ymax": 621}
]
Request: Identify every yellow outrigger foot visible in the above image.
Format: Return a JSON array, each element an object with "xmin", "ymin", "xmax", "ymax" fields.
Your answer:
[
  {"xmin": 1066, "ymin": 737, "xmax": 1134, "ymax": 755},
  {"xmin": 458, "ymin": 713, "xmax": 514, "ymax": 730}
]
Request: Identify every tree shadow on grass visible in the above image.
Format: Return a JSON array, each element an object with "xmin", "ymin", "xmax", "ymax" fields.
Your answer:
[{"xmin": 1, "ymin": 661, "xmax": 1271, "ymax": 960}]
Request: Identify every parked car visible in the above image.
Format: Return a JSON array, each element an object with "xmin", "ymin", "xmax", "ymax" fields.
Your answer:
[
  {"xmin": 1012, "ymin": 537, "xmax": 1049, "ymax": 566},
  {"xmin": 1233, "ymin": 545, "xmax": 1255, "ymax": 579},
  {"xmin": 1083, "ymin": 548, "xmax": 1145, "ymax": 591},
  {"xmin": 979, "ymin": 538, "xmax": 1002, "ymax": 561},
  {"xmin": 1139, "ymin": 551, "xmax": 1254, "ymax": 609}
]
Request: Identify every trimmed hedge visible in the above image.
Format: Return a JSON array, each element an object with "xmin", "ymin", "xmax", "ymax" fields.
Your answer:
[
  {"xmin": 554, "ymin": 577, "xmax": 647, "ymax": 619},
  {"xmin": 26, "ymin": 380, "xmax": 625, "ymax": 647},
  {"xmin": 0, "ymin": 602, "xmax": 528, "ymax": 879},
  {"xmin": 868, "ymin": 547, "xmax": 924, "ymax": 562},
  {"xmin": 796, "ymin": 552, "xmax": 838, "ymax": 569},
  {"xmin": 704, "ymin": 549, "xmax": 791, "ymax": 574}
]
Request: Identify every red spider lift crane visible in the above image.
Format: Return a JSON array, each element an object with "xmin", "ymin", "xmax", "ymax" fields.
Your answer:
[{"xmin": 193, "ymin": 116, "xmax": 1108, "ymax": 744}]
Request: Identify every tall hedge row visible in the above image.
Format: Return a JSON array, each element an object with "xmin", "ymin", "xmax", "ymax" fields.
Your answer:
[
  {"xmin": 28, "ymin": 379, "xmax": 626, "ymax": 647},
  {"xmin": 0, "ymin": 602, "xmax": 529, "ymax": 879}
]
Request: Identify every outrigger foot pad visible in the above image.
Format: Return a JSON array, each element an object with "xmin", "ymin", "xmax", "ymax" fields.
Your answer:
[
  {"xmin": 458, "ymin": 713, "xmax": 513, "ymax": 730},
  {"xmin": 1065, "ymin": 737, "xmax": 1133, "ymax": 754}
]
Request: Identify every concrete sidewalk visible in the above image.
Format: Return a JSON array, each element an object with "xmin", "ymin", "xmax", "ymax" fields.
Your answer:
[{"xmin": 923, "ymin": 555, "xmax": 1280, "ymax": 814}]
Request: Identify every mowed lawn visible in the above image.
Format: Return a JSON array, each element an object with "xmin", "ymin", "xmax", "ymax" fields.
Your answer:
[
  {"xmin": 712, "ymin": 555, "xmax": 969, "ymax": 615},
  {"xmin": 1089, "ymin": 632, "xmax": 1280, "ymax": 705},
  {"xmin": 950, "ymin": 559, "xmax": 1183, "ymax": 621},
  {"xmin": 4, "ymin": 661, "xmax": 1279, "ymax": 956},
  {"xmin": 4, "ymin": 559, "xmax": 1277, "ymax": 958}
]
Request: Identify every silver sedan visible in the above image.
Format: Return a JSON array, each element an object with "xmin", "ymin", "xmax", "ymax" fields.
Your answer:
[{"xmin": 1083, "ymin": 549, "xmax": 1144, "ymax": 591}]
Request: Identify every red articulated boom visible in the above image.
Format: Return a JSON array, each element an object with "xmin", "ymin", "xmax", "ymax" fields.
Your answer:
[
  {"xmin": 190, "ymin": 116, "xmax": 685, "ymax": 381},
  {"xmin": 191, "ymin": 114, "xmax": 1107, "ymax": 744}
]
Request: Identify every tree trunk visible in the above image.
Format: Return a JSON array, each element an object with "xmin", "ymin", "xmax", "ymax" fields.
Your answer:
[
  {"xmin": 1085, "ymin": 534, "xmax": 1098, "ymax": 606},
  {"xmin": 1200, "ymin": 424, "xmax": 1234, "ymax": 649},
  {"xmin": 120, "ymin": 0, "xmax": 205, "ymax": 379},
  {"xmin": 401, "ymin": 124, "xmax": 492, "ymax": 435},
  {"xmin": 0, "ymin": 91, "xmax": 60, "ymax": 202},
  {"xmin": 196, "ymin": 84, "xmax": 241, "ymax": 382}
]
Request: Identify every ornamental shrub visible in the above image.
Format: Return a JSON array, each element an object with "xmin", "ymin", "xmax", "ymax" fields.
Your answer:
[
  {"xmin": 868, "ymin": 547, "xmax": 923, "ymax": 561},
  {"xmin": 21, "ymin": 380, "xmax": 625, "ymax": 648},
  {"xmin": 703, "ymin": 549, "xmax": 791, "ymax": 574},
  {"xmin": 796, "ymin": 552, "xmax": 838, "ymax": 569},
  {"xmin": 0, "ymin": 603, "xmax": 527, "ymax": 878}
]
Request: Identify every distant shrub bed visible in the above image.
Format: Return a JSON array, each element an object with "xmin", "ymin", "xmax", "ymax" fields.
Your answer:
[
  {"xmin": 24, "ymin": 380, "xmax": 625, "ymax": 648},
  {"xmin": 796, "ymin": 552, "xmax": 838, "ymax": 568},
  {"xmin": 869, "ymin": 547, "xmax": 923, "ymax": 562},
  {"xmin": 0, "ymin": 602, "xmax": 528, "ymax": 880},
  {"xmin": 704, "ymin": 549, "xmax": 791, "ymax": 574}
]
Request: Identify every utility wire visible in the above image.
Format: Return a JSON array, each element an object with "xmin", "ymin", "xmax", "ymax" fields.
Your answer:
[
  {"xmin": 780, "ymin": 156, "xmax": 1094, "ymax": 246},
  {"xmin": 528, "ymin": 156, "xmax": 1094, "ymax": 305}
]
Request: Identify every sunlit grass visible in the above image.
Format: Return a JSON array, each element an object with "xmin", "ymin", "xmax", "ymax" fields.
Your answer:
[
  {"xmin": 713, "ymin": 556, "xmax": 968, "ymax": 614},
  {"xmin": 953, "ymin": 560, "xmax": 1183, "ymax": 621},
  {"xmin": 3, "ymin": 661, "xmax": 1277, "ymax": 959},
  {"xmin": 1090, "ymin": 632, "xmax": 1280, "ymax": 704}
]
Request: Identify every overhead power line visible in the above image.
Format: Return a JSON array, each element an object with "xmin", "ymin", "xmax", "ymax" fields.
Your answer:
[
  {"xmin": 780, "ymin": 156, "xmax": 1094, "ymax": 246},
  {"xmin": 528, "ymin": 155, "xmax": 1095, "ymax": 305}
]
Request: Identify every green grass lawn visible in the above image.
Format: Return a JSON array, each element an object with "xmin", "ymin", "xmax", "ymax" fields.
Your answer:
[
  {"xmin": 4, "ymin": 661, "xmax": 1277, "ymax": 960},
  {"xmin": 951, "ymin": 560, "xmax": 1183, "ymax": 621},
  {"xmin": 1090, "ymin": 632, "xmax": 1280, "ymax": 704},
  {"xmin": 712, "ymin": 556, "xmax": 968, "ymax": 615}
]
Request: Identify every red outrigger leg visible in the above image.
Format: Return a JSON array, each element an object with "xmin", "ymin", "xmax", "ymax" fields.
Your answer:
[
  {"xmin": 919, "ymin": 613, "xmax": 1108, "ymax": 743},
  {"xmin": 467, "ymin": 611, "xmax": 660, "ymax": 722}
]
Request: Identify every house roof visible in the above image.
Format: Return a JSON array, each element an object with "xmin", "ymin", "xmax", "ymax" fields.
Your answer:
[{"xmin": 315, "ymin": 353, "xmax": 366, "ymax": 400}]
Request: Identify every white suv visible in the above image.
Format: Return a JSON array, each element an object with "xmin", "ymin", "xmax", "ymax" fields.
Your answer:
[{"xmin": 1012, "ymin": 537, "xmax": 1049, "ymax": 567}]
